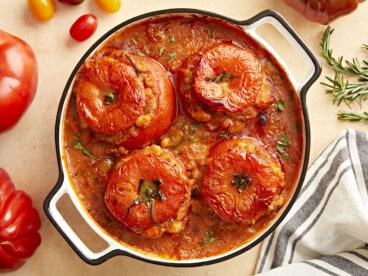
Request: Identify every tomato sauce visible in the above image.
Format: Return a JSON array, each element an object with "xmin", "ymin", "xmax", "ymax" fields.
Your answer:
[{"xmin": 63, "ymin": 15, "xmax": 304, "ymax": 260}]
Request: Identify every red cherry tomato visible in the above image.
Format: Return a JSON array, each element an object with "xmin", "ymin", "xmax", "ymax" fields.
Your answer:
[
  {"xmin": 69, "ymin": 14, "xmax": 98, "ymax": 42},
  {"xmin": 58, "ymin": 0, "xmax": 84, "ymax": 4},
  {"xmin": 0, "ymin": 168, "xmax": 41, "ymax": 271},
  {"xmin": 0, "ymin": 30, "xmax": 38, "ymax": 132}
]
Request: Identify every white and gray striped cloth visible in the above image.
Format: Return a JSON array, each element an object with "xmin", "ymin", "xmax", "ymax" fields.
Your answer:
[{"xmin": 256, "ymin": 128, "xmax": 368, "ymax": 275}]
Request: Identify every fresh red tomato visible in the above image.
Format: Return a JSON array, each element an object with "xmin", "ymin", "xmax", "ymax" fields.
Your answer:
[
  {"xmin": 27, "ymin": 0, "xmax": 54, "ymax": 21},
  {"xmin": 284, "ymin": 0, "xmax": 363, "ymax": 24},
  {"xmin": 0, "ymin": 168, "xmax": 41, "ymax": 271},
  {"xmin": 69, "ymin": 14, "xmax": 98, "ymax": 42},
  {"xmin": 0, "ymin": 30, "xmax": 38, "ymax": 132},
  {"xmin": 58, "ymin": 0, "xmax": 84, "ymax": 4}
]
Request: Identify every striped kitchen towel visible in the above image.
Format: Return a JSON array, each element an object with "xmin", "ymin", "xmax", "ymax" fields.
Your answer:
[{"xmin": 255, "ymin": 128, "xmax": 368, "ymax": 275}]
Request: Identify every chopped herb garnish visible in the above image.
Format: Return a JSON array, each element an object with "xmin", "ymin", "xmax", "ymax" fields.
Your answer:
[
  {"xmin": 131, "ymin": 37, "xmax": 138, "ymax": 45},
  {"xmin": 73, "ymin": 140, "xmax": 98, "ymax": 160},
  {"xmin": 199, "ymin": 231, "xmax": 217, "ymax": 250},
  {"xmin": 276, "ymin": 99, "xmax": 285, "ymax": 111},
  {"xmin": 276, "ymin": 133, "xmax": 291, "ymax": 159},
  {"xmin": 181, "ymin": 122, "xmax": 202, "ymax": 142},
  {"xmin": 219, "ymin": 131, "xmax": 229, "ymax": 138},
  {"xmin": 73, "ymin": 140, "xmax": 83, "ymax": 150},
  {"xmin": 206, "ymin": 71, "xmax": 236, "ymax": 83},
  {"xmin": 137, "ymin": 51, "xmax": 146, "ymax": 57},
  {"xmin": 159, "ymin": 47, "xmax": 165, "ymax": 56},
  {"xmin": 169, "ymin": 52, "xmax": 176, "ymax": 59},
  {"xmin": 169, "ymin": 36, "xmax": 176, "ymax": 43}
]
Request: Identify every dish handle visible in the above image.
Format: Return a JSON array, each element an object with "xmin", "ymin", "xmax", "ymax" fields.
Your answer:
[
  {"xmin": 44, "ymin": 176, "xmax": 123, "ymax": 265},
  {"xmin": 242, "ymin": 10, "xmax": 321, "ymax": 95}
]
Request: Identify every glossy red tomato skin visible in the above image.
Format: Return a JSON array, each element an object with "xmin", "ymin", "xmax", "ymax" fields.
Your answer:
[
  {"xmin": 0, "ymin": 168, "xmax": 41, "ymax": 271},
  {"xmin": 0, "ymin": 30, "xmax": 38, "ymax": 132},
  {"xmin": 69, "ymin": 14, "xmax": 98, "ymax": 42}
]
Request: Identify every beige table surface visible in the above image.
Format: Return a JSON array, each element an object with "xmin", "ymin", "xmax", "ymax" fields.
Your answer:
[{"xmin": 1, "ymin": 0, "xmax": 368, "ymax": 275}]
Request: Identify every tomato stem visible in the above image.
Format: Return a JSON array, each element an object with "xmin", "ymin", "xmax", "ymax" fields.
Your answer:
[
  {"xmin": 231, "ymin": 173, "xmax": 252, "ymax": 193},
  {"xmin": 205, "ymin": 71, "xmax": 236, "ymax": 83}
]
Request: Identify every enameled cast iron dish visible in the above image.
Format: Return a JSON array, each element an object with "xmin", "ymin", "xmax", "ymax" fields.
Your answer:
[{"xmin": 44, "ymin": 9, "xmax": 321, "ymax": 267}]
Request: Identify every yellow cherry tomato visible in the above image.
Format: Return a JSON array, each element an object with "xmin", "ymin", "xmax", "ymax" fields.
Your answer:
[
  {"xmin": 27, "ymin": 0, "xmax": 55, "ymax": 21},
  {"xmin": 95, "ymin": 0, "xmax": 121, "ymax": 13}
]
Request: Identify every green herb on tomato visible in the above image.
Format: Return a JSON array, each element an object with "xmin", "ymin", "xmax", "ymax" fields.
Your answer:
[
  {"xmin": 219, "ymin": 131, "xmax": 229, "ymax": 139},
  {"xmin": 276, "ymin": 99, "xmax": 285, "ymax": 111},
  {"xmin": 159, "ymin": 47, "xmax": 165, "ymax": 56},
  {"xmin": 131, "ymin": 37, "xmax": 138, "ymax": 45},
  {"xmin": 206, "ymin": 71, "xmax": 236, "ymax": 83}
]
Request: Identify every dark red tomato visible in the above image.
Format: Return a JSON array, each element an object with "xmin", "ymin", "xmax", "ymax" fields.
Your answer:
[
  {"xmin": 284, "ymin": 0, "xmax": 363, "ymax": 24},
  {"xmin": 0, "ymin": 168, "xmax": 41, "ymax": 271},
  {"xmin": 69, "ymin": 14, "xmax": 98, "ymax": 42},
  {"xmin": 0, "ymin": 30, "xmax": 38, "ymax": 132},
  {"xmin": 58, "ymin": 0, "xmax": 84, "ymax": 4}
]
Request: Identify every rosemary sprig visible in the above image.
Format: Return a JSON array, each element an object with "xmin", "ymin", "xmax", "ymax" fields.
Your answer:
[
  {"xmin": 320, "ymin": 26, "xmax": 368, "ymax": 121},
  {"xmin": 337, "ymin": 111, "xmax": 368, "ymax": 122}
]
